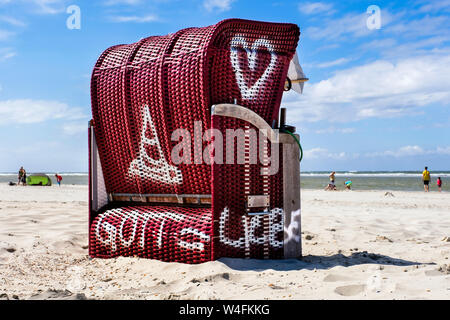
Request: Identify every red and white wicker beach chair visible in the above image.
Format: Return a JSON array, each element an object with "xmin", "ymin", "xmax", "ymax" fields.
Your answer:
[{"xmin": 89, "ymin": 19, "xmax": 303, "ymax": 264}]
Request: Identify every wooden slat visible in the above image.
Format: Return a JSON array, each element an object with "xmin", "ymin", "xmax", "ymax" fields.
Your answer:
[
  {"xmin": 111, "ymin": 194, "xmax": 212, "ymax": 206},
  {"xmin": 282, "ymin": 133, "xmax": 302, "ymax": 259}
]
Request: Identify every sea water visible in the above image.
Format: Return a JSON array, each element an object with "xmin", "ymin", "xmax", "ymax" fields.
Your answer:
[
  {"xmin": 1, "ymin": 171, "xmax": 448, "ymax": 192},
  {"xmin": 0, "ymin": 173, "xmax": 88, "ymax": 186},
  {"xmin": 301, "ymin": 171, "xmax": 450, "ymax": 192}
]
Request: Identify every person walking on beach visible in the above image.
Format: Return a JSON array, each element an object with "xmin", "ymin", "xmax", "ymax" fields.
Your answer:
[
  {"xmin": 55, "ymin": 174, "xmax": 63, "ymax": 187},
  {"xmin": 437, "ymin": 177, "xmax": 442, "ymax": 192},
  {"xmin": 422, "ymin": 166, "xmax": 431, "ymax": 192}
]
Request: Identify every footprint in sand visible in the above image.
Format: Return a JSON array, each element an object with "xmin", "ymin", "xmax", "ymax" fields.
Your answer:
[
  {"xmin": 375, "ymin": 235, "xmax": 393, "ymax": 243},
  {"xmin": 334, "ymin": 284, "xmax": 366, "ymax": 296},
  {"xmin": 28, "ymin": 289, "xmax": 87, "ymax": 300},
  {"xmin": 424, "ymin": 270, "xmax": 444, "ymax": 277},
  {"xmin": 434, "ymin": 264, "xmax": 450, "ymax": 275},
  {"xmin": 323, "ymin": 274, "xmax": 353, "ymax": 282},
  {"xmin": 0, "ymin": 242, "xmax": 17, "ymax": 254}
]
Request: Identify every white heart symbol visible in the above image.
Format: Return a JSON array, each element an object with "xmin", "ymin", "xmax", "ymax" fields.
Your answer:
[{"xmin": 230, "ymin": 35, "xmax": 278, "ymax": 101}]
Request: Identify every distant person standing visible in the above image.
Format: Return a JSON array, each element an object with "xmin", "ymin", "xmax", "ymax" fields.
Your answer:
[
  {"xmin": 437, "ymin": 177, "xmax": 442, "ymax": 192},
  {"xmin": 18, "ymin": 167, "xmax": 25, "ymax": 185},
  {"xmin": 55, "ymin": 174, "xmax": 63, "ymax": 187},
  {"xmin": 422, "ymin": 166, "xmax": 431, "ymax": 192},
  {"xmin": 21, "ymin": 168, "xmax": 27, "ymax": 186}
]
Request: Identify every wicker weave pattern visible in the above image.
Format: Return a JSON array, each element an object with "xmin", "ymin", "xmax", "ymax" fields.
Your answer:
[
  {"xmin": 91, "ymin": 19, "xmax": 298, "ymax": 195},
  {"xmin": 90, "ymin": 19, "xmax": 300, "ymax": 263},
  {"xmin": 90, "ymin": 206, "xmax": 212, "ymax": 264},
  {"xmin": 211, "ymin": 116, "xmax": 285, "ymax": 260}
]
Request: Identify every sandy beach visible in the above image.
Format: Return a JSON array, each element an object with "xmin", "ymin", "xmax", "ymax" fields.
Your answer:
[{"xmin": 0, "ymin": 184, "xmax": 449, "ymax": 300}]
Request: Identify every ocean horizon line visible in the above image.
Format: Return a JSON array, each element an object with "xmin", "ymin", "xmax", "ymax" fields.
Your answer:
[{"xmin": 1, "ymin": 170, "xmax": 449, "ymax": 176}]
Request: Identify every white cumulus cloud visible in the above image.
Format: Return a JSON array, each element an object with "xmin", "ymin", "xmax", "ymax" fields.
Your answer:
[
  {"xmin": 298, "ymin": 2, "xmax": 334, "ymax": 15},
  {"xmin": 28, "ymin": 0, "xmax": 67, "ymax": 14},
  {"xmin": 110, "ymin": 14, "xmax": 159, "ymax": 23},
  {"xmin": 0, "ymin": 48, "xmax": 16, "ymax": 61},
  {"xmin": 436, "ymin": 146, "xmax": 450, "ymax": 155},
  {"xmin": 0, "ymin": 15, "xmax": 27, "ymax": 27},
  {"xmin": 316, "ymin": 57, "xmax": 351, "ymax": 68},
  {"xmin": 304, "ymin": 147, "xmax": 350, "ymax": 160},
  {"xmin": 203, "ymin": 0, "xmax": 235, "ymax": 12},
  {"xmin": 367, "ymin": 145, "xmax": 425, "ymax": 158},
  {"xmin": 314, "ymin": 127, "xmax": 356, "ymax": 134},
  {"xmin": 305, "ymin": 9, "xmax": 397, "ymax": 41},
  {"xmin": 104, "ymin": 0, "xmax": 142, "ymax": 5},
  {"xmin": 63, "ymin": 121, "xmax": 87, "ymax": 135},
  {"xmin": 0, "ymin": 99, "xmax": 86, "ymax": 125},
  {"xmin": 282, "ymin": 53, "xmax": 450, "ymax": 123},
  {"xmin": 365, "ymin": 145, "xmax": 450, "ymax": 158},
  {"xmin": 0, "ymin": 29, "xmax": 14, "ymax": 41}
]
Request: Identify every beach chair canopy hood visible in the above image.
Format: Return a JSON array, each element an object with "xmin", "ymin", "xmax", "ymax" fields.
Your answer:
[{"xmin": 91, "ymin": 18, "xmax": 299, "ymax": 196}]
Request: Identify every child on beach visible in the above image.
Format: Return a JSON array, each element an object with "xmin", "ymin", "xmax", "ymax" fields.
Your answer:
[
  {"xmin": 345, "ymin": 180, "xmax": 352, "ymax": 190},
  {"xmin": 55, "ymin": 174, "xmax": 63, "ymax": 187},
  {"xmin": 437, "ymin": 177, "xmax": 442, "ymax": 192}
]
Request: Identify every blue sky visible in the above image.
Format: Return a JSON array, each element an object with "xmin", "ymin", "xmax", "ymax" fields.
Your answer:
[{"xmin": 0, "ymin": 0, "xmax": 449, "ymax": 172}]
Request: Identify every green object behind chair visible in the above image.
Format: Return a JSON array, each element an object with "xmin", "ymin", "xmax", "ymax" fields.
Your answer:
[{"xmin": 26, "ymin": 174, "xmax": 52, "ymax": 186}]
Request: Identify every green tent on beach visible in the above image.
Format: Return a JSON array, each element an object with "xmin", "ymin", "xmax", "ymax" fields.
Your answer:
[{"xmin": 26, "ymin": 174, "xmax": 52, "ymax": 186}]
